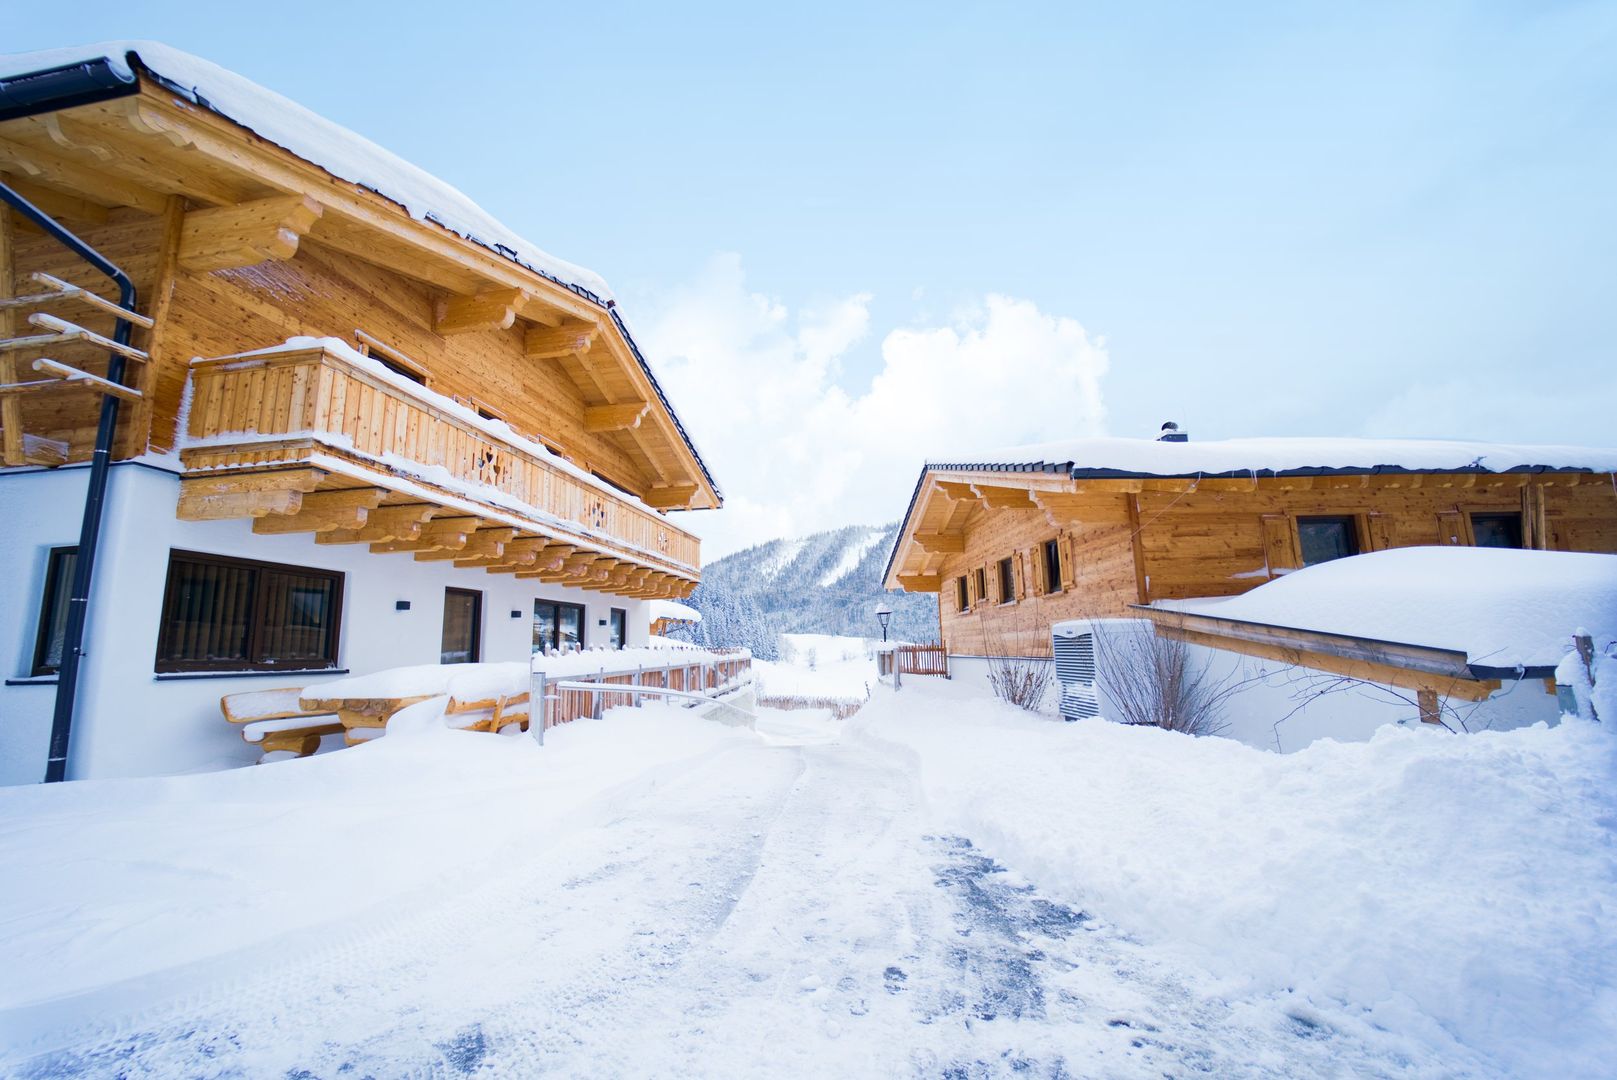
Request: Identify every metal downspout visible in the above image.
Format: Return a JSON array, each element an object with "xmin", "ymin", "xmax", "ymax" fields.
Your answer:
[{"xmin": 0, "ymin": 180, "xmax": 140, "ymax": 783}]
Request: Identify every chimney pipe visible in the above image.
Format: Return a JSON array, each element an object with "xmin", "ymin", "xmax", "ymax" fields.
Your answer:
[{"xmin": 1157, "ymin": 421, "xmax": 1189, "ymax": 443}]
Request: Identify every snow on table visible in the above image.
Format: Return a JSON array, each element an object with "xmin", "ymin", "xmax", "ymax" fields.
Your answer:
[
  {"xmin": 1157, "ymin": 546, "xmax": 1617, "ymax": 669},
  {"xmin": 648, "ymin": 599, "xmax": 702, "ymax": 623}
]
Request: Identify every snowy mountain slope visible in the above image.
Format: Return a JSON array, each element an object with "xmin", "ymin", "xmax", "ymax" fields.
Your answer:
[{"xmin": 679, "ymin": 524, "xmax": 938, "ymax": 656}]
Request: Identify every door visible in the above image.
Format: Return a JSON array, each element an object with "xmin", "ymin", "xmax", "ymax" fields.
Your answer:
[
  {"xmin": 609, "ymin": 608, "xmax": 627, "ymax": 649},
  {"xmin": 441, "ymin": 588, "xmax": 482, "ymax": 664}
]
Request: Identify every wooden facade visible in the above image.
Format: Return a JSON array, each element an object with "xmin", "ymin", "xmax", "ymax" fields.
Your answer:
[
  {"xmin": 885, "ymin": 459, "xmax": 1617, "ymax": 659},
  {"xmin": 0, "ymin": 57, "xmax": 715, "ymax": 598}
]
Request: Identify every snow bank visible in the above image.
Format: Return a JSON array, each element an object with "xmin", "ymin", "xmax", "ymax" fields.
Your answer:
[
  {"xmin": 1163, "ymin": 547, "xmax": 1617, "ymax": 669},
  {"xmin": 954, "ymin": 434, "xmax": 1617, "ymax": 477},
  {"xmin": 859, "ymin": 680, "xmax": 1617, "ymax": 1077},
  {"xmin": 0, "ymin": 705, "xmax": 753, "ymax": 1016}
]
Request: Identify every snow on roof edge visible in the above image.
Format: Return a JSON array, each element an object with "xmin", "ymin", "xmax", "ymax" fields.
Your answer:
[
  {"xmin": 924, "ymin": 435, "xmax": 1617, "ymax": 479},
  {"xmin": 0, "ymin": 41, "xmax": 722, "ymax": 502}
]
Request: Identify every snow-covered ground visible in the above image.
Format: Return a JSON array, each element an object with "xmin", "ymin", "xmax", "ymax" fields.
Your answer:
[
  {"xmin": 2, "ymin": 676, "xmax": 1611, "ymax": 1077},
  {"xmin": 755, "ymin": 633, "xmax": 877, "ymax": 700}
]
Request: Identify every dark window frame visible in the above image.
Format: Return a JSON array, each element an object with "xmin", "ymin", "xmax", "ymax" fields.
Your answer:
[
  {"xmin": 609, "ymin": 607, "xmax": 628, "ymax": 649},
  {"xmin": 1296, "ymin": 515, "xmax": 1362, "ymax": 567},
  {"xmin": 973, "ymin": 567, "xmax": 987, "ymax": 608},
  {"xmin": 1470, "ymin": 511, "xmax": 1524, "ymax": 549},
  {"xmin": 533, "ymin": 599, "xmax": 588, "ymax": 653},
  {"xmin": 1042, "ymin": 538, "xmax": 1062, "ymax": 595},
  {"xmin": 441, "ymin": 587, "xmax": 483, "ymax": 664},
  {"xmin": 155, "ymin": 550, "xmax": 344, "ymax": 674},
  {"xmin": 31, "ymin": 546, "xmax": 78, "ymax": 676},
  {"xmin": 955, "ymin": 576, "xmax": 969, "ymax": 613},
  {"xmin": 997, "ymin": 557, "xmax": 1016, "ymax": 605}
]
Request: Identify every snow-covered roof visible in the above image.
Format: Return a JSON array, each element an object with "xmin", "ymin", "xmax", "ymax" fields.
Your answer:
[
  {"xmin": 0, "ymin": 41, "xmax": 609, "ymax": 300},
  {"xmin": 649, "ymin": 599, "xmax": 702, "ymax": 623},
  {"xmin": 1155, "ymin": 547, "xmax": 1617, "ymax": 671},
  {"xmin": 933, "ymin": 436, "xmax": 1617, "ymax": 479},
  {"xmin": 0, "ymin": 41, "xmax": 722, "ymax": 503}
]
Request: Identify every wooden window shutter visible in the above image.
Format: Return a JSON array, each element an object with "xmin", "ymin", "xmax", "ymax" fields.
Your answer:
[
  {"xmin": 1436, "ymin": 511, "xmax": 1469, "ymax": 546},
  {"xmin": 1260, "ymin": 515, "xmax": 1300, "ymax": 576},
  {"xmin": 1364, "ymin": 513, "xmax": 1393, "ymax": 551}
]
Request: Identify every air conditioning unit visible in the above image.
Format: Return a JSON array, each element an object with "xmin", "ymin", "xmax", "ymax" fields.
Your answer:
[
  {"xmin": 1052, "ymin": 618, "xmax": 1142, "ymax": 723},
  {"xmin": 1052, "ymin": 620, "xmax": 1099, "ymax": 722}
]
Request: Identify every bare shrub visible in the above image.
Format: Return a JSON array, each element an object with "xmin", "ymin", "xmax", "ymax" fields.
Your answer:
[
  {"xmin": 1092, "ymin": 621, "xmax": 1235, "ymax": 736},
  {"xmin": 985, "ymin": 626, "xmax": 1053, "ymax": 711}
]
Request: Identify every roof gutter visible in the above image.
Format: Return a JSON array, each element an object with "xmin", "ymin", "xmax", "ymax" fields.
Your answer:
[{"xmin": 0, "ymin": 56, "xmax": 138, "ymax": 123}]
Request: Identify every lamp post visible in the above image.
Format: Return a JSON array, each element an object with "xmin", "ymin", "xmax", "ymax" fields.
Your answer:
[{"xmin": 875, "ymin": 602, "xmax": 893, "ymax": 643}]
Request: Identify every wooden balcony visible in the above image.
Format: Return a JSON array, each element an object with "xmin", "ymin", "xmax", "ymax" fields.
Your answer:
[{"xmin": 175, "ymin": 341, "xmax": 699, "ymax": 596}]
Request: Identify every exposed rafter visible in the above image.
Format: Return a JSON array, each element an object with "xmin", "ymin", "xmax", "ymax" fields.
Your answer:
[
  {"xmin": 584, "ymin": 401, "xmax": 650, "ymax": 433},
  {"xmin": 178, "ymin": 195, "xmax": 323, "ymax": 272},
  {"xmin": 435, "ymin": 287, "xmax": 527, "ymax": 335},
  {"xmin": 523, "ymin": 321, "xmax": 597, "ymax": 359}
]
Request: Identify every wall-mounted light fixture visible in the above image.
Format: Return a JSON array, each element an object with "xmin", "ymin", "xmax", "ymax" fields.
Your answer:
[{"xmin": 395, "ymin": 600, "xmax": 412, "ymax": 612}]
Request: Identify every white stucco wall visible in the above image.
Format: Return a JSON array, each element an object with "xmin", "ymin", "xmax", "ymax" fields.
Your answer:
[
  {"xmin": 1, "ymin": 462, "xmax": 658, "ymax": 785},
  {"xmin": 946, "ymin": 636, "xmax": 1560, "ymax": 753}
]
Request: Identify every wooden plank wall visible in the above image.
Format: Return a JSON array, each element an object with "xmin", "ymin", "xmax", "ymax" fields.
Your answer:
[
  {"xmin": 936, "ymin": 480, "xmax": 1617, "ymax": 658},
  {"xmin": 2, "ymin": 208, "xmax": 658, "ymax": 495},
  {"xmin": 934, "ymin": 500, "xmax": 1140, "ymax": 658}
]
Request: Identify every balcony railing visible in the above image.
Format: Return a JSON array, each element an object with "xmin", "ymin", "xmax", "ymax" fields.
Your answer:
[{"xmin": 178, "ymin": 341, "xmax": 699, "ymax": 574}]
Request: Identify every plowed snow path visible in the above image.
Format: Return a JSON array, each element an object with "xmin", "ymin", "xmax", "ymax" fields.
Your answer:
[{"xmin": 13, "ymin": 734, "xmax": 1426, "ymax": 1078}]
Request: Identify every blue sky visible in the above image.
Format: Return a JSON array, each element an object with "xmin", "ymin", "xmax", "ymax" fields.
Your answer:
[{"xmin": 9, "ymin": 2, "xmax": 1615, "ymax": 553}]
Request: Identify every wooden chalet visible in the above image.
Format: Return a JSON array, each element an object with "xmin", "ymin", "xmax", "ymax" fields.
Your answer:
[
  {"xmin": 0, "ymin": 43, "xmax": 719, "ymax": 782},
  {"xmin": 883, "ymin": 432, "xmax": 1617, "ymax": 665}
]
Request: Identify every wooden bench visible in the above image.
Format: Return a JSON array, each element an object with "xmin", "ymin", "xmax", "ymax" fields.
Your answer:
[
  {"xmin": 221, "ymin": 687, "xmax": 344, "ymax": 761},
  {"xmin": 444, "ymin": 691, "xmax": 531, "ymax": 735}
]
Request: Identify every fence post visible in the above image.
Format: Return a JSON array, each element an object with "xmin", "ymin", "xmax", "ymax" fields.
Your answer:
[{"xmin": 530, "ymin": 665, "xmax": 548, "ymax": 747}]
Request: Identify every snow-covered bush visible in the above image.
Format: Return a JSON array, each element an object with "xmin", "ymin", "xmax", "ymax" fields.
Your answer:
[{"xmin": 1093, "ymin": 621, "xmax": 1233, "ymax": 736}]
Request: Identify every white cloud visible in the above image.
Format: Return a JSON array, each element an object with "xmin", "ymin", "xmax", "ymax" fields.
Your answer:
[{"xmin": 639, "ymin": 254, "xmax": 1110, "ymax": 558}]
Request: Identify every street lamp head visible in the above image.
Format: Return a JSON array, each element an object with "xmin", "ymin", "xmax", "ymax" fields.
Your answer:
[{"xmin": 874, "ymin": 602, "xmax": 894, "ymax": 641}]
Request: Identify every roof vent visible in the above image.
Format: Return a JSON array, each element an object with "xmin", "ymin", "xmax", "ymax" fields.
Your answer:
[{"xmin": 1157, "ymin": 421, "xmax": 1189, "ymax": 443}]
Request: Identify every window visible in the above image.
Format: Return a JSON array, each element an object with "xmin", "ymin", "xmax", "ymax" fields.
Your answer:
[
  {"xmin": 1296, "ymin": 516, "xmax": 1360, "ymax": 567},
  {"xmin": 609, "ymin": 608, "xmax": 627, "ymax": 649},
  {"xmin": 974, "ymin": 567, "xmax": 987, "ymax": 608},
  {"xmin": 997, "ymin": 557, "xmax": 1015, "ymax": 604},
  {"xmin": 533, "ymin": 600, "xmax": 587, "ymax": 653},
  {"xmin": 1471, "ymin": 512, "xmax": 1523, "ymax": 549},
  {"xmin": 355, "ymin": 329, "xmax": 429, "ymax": 385},
  {"xmin": 956, "ymin": 576, "xmax": 969, "ymax": 613},
  {"xmin": 1042, "ymin": 539, "xmax": 1062, "ymax": 594},
  {"xmin": 441, "ymin": 588, "xmax": 482, "ymax": 664},
  {"xmin": 156, "ymin": 551, "xmax": 342, "ymax": 672},
  {"xmin": 32, "ymin": 547, "xmax": 77, "ymax": 676}
]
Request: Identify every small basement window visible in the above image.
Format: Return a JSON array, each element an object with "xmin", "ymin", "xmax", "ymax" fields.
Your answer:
[
  {"xmin": 156, "ymin": 551, "xmax": 343, "ymax": 673},
  {"xmin": 1296, "ymin": 516, "xmax": 1361, "ymax": 566},
  {"xmin": 1471, "ymin": 512, "xmax": 1524, "ymax": 549},
  {"xmin": 998, "ymin": 557, "xmax": 1015, "ymax": 604},
  {"xmin": 32, "ymin": 546, "xmax": 78, "ymax": 676},
  {"xmin": 1042, "ymin": 539, "xmax": 1062, "ymax": 594}
]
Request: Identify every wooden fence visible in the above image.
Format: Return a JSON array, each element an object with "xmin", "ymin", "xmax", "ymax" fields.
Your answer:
[
  {"xmin": 535, "ymin": 648, "xmax": 752, "ymax": 730},
  {"xmin": 896, "ymin": 643, "xmax": 949, "ymax": 677}
]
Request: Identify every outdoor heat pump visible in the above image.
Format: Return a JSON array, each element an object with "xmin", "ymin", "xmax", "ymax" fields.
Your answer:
[{"xmin": 1052, "ymin": 620, "xmax": 1100, "ymax": 722}]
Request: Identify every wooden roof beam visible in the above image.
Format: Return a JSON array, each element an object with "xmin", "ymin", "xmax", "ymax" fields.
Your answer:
[
  {"xmin": 435, "ymin": 288, "xmax": 527, "ymax": 335},
  {"xmin": 415, "ymin": 526, "xmax": 516, "ymax": 561},
  {"xmin": 178, "ymin": 195, "xmax": 323, "ymax": 273},
  {"xmin": 584, "ymin": 401, "xmax": 650, "ymax": 433},
  {"xmin": 252, "ymin": 487, "xmax": 387, "ymax": 534},
  {"xmin": 642, "ymin": 483, "xmax": 698, "ymax": 509},
  {"xmin": 176, "ymin": 468, "xmax": 327, "ymax": 520},
  {"xmin": 524, "ymin": 322, "xmax": 598, "ymax": 359},
  {"xmin": 316, "ymin": 503, "xmax": 438, "ymax": 544},
  {"xmin": 896, "ymin": 574, "xmax": 943, "ymax": 592},
  {"xmin": 369, "ymin": 516, "xmax": 479, "ymax": 553},
  {"xmin": 0, "ymin": 135, "xmax": 169, "ymax": 214},
  {"xmin": 914, "ymin": 531, "xmax": 965, "ymax": 554}
]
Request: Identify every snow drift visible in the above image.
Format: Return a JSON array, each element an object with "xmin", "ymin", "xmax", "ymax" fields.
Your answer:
[{"xmin": 859, "ymin": 680, "xmax": 1617, "ymax": 1078}]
